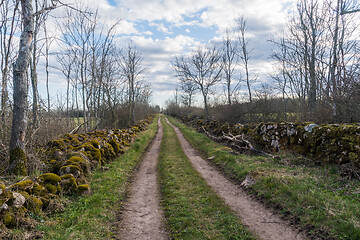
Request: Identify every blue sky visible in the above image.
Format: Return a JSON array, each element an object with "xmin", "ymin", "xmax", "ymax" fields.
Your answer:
[{"xmin": 39, "ymin": 0, "xmax": 359, "ymax": 108}]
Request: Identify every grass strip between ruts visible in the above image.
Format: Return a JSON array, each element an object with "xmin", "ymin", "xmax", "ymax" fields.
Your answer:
[
  {"xmin": 37, "ymin": 115, "xmax": 159, "ymax": 240},
  {"xmin": 158, "ymin": 117, "xmax": 255, "ymax": 240},
  {"xmin": 167, "ymin": 116, "xmax": 360, "ymax": 240}
]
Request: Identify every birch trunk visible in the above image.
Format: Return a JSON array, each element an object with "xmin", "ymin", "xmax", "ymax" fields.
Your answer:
[{"xmin": 9, "ymin": 0, "xmax": 34, "ymax": 175}]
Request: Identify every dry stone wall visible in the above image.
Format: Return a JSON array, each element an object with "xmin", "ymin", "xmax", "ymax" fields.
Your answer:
[
  {"xmin": 0, "ymin": 115, "xmax": 154, "ymax": 229},
  {"xmin": 179, "ymin": 115, "xmax": 360, "ymax": 168}
]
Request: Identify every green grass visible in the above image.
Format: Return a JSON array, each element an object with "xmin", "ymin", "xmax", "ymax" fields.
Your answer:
[
  {"xmin": 158, "ymin": 117, "xmax": 255, "ymax": 240},
  {"xmin": 37, "ymin": 116, "xmax": 159, "ymax": 240},
  {"xmin": 167, "ymin": 116, "xmax": 360, "ymax": 240}
]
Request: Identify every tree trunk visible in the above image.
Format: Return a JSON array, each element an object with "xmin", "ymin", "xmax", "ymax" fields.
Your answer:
[
  {"xmin": 66, "ymin": 69, "xmax": 70, "ymax": 125},
  {"xmin": 2, "ymin": 1, "xmax": 19, "ymax": 138},
  {"xmin": 129, "ymin": 76, "xmax": 135, "ymax": 125},
  {"xmin": 203, "ymin": 92, "xmax": 208, "ymax": 117},
  {"xmin": 44, "ymin": 24, "xmax": 51, "ymax": 113},
  {"xmin": 9, "ymin": 0, "xmax": 34, "ymax": 175},
  {"xmin": 30, "ymin": 55, "xmax": 38, "ymax": 126},
  {"xmin": 227, "ymin": 74, "xmax": 231, "ymax": 105},
  {"xmin": 329, "ymin": 0, "xmax": 341, "ymax": 120},
  {"xmin": 31, "ymin": 0, "xmax": 39, "ymax": 128},
  {"xmin": 308, "ymin": 14, "xmax": 317, "ymax": 119}
]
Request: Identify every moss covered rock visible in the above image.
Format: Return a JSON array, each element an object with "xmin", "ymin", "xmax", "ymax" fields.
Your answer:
[
  {"xmin": 60, "ymin": 174, "xmax": 78, "ymax": 192},
  {"xmin": 59, "ymin": 164, "xmax": 82, "ymax": 177},
  {"xmin": 66, "ymin": 156, "xmax": 91, "ymax": 174},
  {"xmin": 3, "ymin": 211, "xmax": 15, "ymax": 227},
  {"xmin": 91, "ymin": 149, "xmax": 101, "ymax": 163},
  {"xmin": 77, "ymin": 184, "xmax": 91, "ymax": 195},
  {"xmin": 109, "ymin": 139, "xmax": 120, "ymax": 153},
  {"xmin": 0, "ymin": 190, "xmax": 11, "ymax": 206},
  {"xmin": 9, "ymin": 147, "xmax": 27, "ymax": 176},
  {"xmin": 47, "ymin": 140, "xmax": 65, "ymax": 149},
  {"xmin": 10, "ymin": 180, "xmax": 33, "ymax": 192},
  {"xmin": 38, "ymin": 173, "xmax": 61, "ymax": 185},
  {"xmin": 26, "ymin": 196, "xmax": 43, "ymax": 213},
  {"xmin": 31, "ymin": 183, "xmax": 47, "ymax": 196},
  {"xmin": 90, "ymin": 140, "xmax": 100, "ymax": 149},
  {"xmin": 44, "ymin": 184, "xmax": 58, "ymax": 194}
]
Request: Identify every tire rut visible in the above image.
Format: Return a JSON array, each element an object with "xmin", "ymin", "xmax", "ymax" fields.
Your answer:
[
  {"xmin": 165, "ymin": 117, "xmax": 307, "ymax": 240},
  {"xmin": 117, "ymin": 118, "xmax": 168, "ymax": 240}
]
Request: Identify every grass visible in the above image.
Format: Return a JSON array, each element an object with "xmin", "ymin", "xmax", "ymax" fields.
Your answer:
[
  {"xmin": 36, "ymin": 115, "xmax": 159, "ymax": 240},
  {"xmin": 167, "ymin": 116, "xmax": 360, "ymax": 240},
  {"xmin": 158, "ymin": 117, "xmax": 255, "ymax": 240}
]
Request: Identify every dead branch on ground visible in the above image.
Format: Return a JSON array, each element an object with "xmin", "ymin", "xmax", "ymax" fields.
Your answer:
[{"xmin": 202, "ymin": 126, "xmax": 273, "ymax": 157}]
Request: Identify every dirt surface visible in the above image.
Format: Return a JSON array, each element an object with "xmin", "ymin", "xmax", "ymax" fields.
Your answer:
[
  {"xmin": 117, "ymin": 118, "xmax": 168, "ymax": 240},
  {"xmin": 166, "ymin": 117, "xmax": 307, "ymax": 240}
]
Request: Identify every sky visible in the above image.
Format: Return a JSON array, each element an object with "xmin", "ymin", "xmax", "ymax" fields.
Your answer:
[{"xmin": 39, "ymin": 0, "xmax": 358, "ymax": 108}]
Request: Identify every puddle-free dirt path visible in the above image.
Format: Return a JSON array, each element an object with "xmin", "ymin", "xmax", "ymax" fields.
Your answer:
[
  {"xmin": 117, "ymin": 118, "xmax": 168, "ymax": 240},
  {"xmin": 165, "ymin": 117, "xmax": 306, "ymax": 240}
]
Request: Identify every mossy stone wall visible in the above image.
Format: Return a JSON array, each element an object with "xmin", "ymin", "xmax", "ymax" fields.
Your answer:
[
  {"xmin": 0, "ymin": 115, "xmax": 154, "ymax": 229},
  {"xmin": 180, "ymin": 115, "xmax": 360, "ymax": 168}
]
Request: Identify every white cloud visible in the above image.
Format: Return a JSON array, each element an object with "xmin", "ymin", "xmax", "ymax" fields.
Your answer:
[
  {"xmin": 32, "ymin": 0, "xmax": 360, "ymax": 108},
  {"xmin": 116, "ymin": 20, "xmax": 139, "ymax": 35},
  {"xmin": 113, "ymin": 34, "xmax": 200, "ymax": 107},
  {"xmin": 149, "ymin": 22, "xmax": 173, "ymax": 34},
  {"xmin": 143, "ymin": 31, "xmax": 154, "ymax": 35}
]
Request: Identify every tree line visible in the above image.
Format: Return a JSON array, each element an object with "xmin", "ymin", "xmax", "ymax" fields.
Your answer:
[
  {"xmin": 171, "ymin": 0, "xmax": 360, "ymax": 123},
  {"xmin": 0, "ymin": 0, "xmax": 155, "ymax": 175}
]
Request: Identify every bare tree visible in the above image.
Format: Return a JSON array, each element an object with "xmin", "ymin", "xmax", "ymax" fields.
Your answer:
[
  {"xmin": 340, "ymin": 0, "xmax": 360, "ymax": 14},
  {"xmin": 174, "ymin": 87, "xmax": 179, "ymax": 106},
  {"xmin": 120, "ymin": 42, "xmax": 147, "ymax": 125},
  {"xmin": 9, "ymin": 0, "xmax": 34, "ymax": 175},
  {"xmin": 57, "ymin": 6, "xmax": 97, "ymax": 131},
  {"xmin": 236, "ymin": 16, "xmax": 256, "ymax": 102},
  {"xmin": 0, "ymin": 0, "xmax": 19, "ymax": 137},
  {"xmin": 43, "ymin": 21, "xmax": 54, "ymax": 114},
  {"xmin": 222, "ymin": 28, "xmax": 239, "ymax": 105},
  {"xmin": 8, "ymin": 0, "xmax": 83, "ymax": 174},
  {"xmin": 27, "ymin": 0, "xmax": 56, "ymax": 128},
  {"xmin": 180, "ymin": 80, "xmax": 197, "ymax": 107},
  {"xmin": 271, "ymin": 0, "xmax": 359, "ymax": 121},
  {"xmin": 329, "ymin": 0, "xmax": 360, "ymax": 119},
  {"xmin": 328, "ymin": 0, "xmax": 342, "ymax": 118},
  {"xmin": 299, "ymin": 0, "xmax": 325, "ymax": 116},
  {"xmin": 173, "ymin": 46, "xmax": 223, "ymax": 116},
  {"xmin": 55, "ymin": 50, "xmax": 76, "ymax": 123}
]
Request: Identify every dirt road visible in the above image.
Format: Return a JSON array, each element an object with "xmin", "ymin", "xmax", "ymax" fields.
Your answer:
[
  {"xmin": 165, "ymin": 117, "xmax": 306, "ymax": 240},
  {"xmin": 118, "ymin": 116, "xmax": 306, "ymax": 240},
  {"xmin": 117, "ymin": 118, "xmax": 168, "ymax": 240}
]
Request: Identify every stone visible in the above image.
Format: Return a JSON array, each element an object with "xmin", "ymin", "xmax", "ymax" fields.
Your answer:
[
  {"xmin": 241, "ymin": 174, "xmax": 256, "ymax": 187},
  {"xmin": 0, "ymin": 203, "xmax": 8, "ymax": 211},
  {"xmin": 305, "ymin": 123, "xmax": 319, "ymax": 133},
  {"xmin": 13, "ymin": 192, "xmax": 26, "ymax": 208},
  {"xmin": 287, "ymin": 127, "xmax": 296, "ymax": 136}
]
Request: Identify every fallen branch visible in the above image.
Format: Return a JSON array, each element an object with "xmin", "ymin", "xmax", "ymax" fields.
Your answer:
[
  {"xmin": 69, "ymin": 121, "xmax": 89, "ymax": 135},
  {"xmin": 202, "ymin": 126, "xmax": 273, "ymax": 157}
]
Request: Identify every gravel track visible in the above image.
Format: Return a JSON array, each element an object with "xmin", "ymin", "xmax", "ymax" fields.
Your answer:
[
  {"xmin": 117, "ymin": 118, "xmax": 168, "ymax": 240},
  {"xmin": 165, "ymin": 117, "xmax": 306, "ymax": 240}
]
